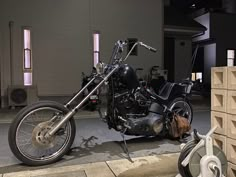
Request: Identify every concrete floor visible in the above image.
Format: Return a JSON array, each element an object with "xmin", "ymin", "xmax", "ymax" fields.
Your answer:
[
  {"xmin": 2, "ymin": 153, "xmax": 181, "ymax": 177},
  {"xmin": 0, "ymin": 95, "xmax": 211, "ymax": 175}
]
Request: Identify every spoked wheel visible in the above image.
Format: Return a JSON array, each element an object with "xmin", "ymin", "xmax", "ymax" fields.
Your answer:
[
  {"xmin": 8, "ymin": 101, "xmax": 76, "ymax": 166},
  {"xmin": 169, "ymin": 97, "xmax": 193, "ymax": 124}
]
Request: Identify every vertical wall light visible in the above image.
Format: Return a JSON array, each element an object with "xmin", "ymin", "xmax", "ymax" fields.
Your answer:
[
  {"xmin": 23, "ymin": 28, "xmax": 32, "ymax": 86},
  {"xmin": 93, "ymin": 32, "xmax": 100, "ymax": 67}
]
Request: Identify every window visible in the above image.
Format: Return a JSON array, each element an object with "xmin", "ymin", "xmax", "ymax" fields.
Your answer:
[
  {"xmin": 227, "ymin": 49, "xmax": 235, "ymax": 66},
  {"xmin": 93, "ymin": 32, "xmax": 100, "ymax": 67},
  {"xmin": 23, "ymin": 28, "xmax": 32, "ymax": 86},
  {"xmin": 192, "ymin": 72, "xmax": 203, "ymax": 82}
]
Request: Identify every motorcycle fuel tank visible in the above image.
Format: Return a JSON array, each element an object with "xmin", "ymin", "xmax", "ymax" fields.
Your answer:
[{"xmin": 118, "ymin": 64, "xmax": 139, "ymax": 90}]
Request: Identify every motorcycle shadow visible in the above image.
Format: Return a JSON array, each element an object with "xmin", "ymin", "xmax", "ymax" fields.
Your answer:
[
  {"xmin": 66, "ymin": 135, "xmax": 186, "ymax": 163},
  {"xmin": 0, "ymin": 136, "xmax": 188, "ymax": 174}
]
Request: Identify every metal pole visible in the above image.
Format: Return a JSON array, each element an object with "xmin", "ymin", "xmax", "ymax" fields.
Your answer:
[
  {"xmin": 48, "ymin": 65, "xmax": 119, "ymax": 136},
  {"xmin": 9, "ymin": 21, "xmax": 14, "ymax": 85},
  {"xmin": 65, "ymin": 76, "xmax": 96, "ymax": 107}
]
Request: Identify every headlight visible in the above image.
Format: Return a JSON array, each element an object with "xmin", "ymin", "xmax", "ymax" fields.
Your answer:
[{"xmin": 96, "ymin": 62, "xmax": 105, "ymax": 74}]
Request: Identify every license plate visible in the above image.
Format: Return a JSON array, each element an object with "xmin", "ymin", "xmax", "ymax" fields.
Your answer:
[{"xmin": 90, "ymin": 95, "xmax": 98, "ymax": 100}]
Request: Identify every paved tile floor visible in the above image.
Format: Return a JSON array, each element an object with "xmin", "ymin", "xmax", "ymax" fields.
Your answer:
[{"xmin": 3, "ymin": 153, "xmax": 179, "ymax": 177}]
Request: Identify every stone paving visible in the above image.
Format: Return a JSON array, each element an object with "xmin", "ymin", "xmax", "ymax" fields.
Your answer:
[{"xmin": 2, "ymin": 153, "xmax": 179, "ymax": 177}]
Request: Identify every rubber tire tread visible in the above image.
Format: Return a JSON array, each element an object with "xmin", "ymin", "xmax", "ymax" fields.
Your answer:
[
  {"xmin": 8, "ymin": 101, "xmax": 76, "ymax": 166},
  {"xmin": 168, "ymin": 97, "xmax": 193, "ymax": 124}
]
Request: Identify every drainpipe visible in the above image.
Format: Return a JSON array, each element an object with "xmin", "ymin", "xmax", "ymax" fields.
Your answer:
[{"xmin": 9, "ymin": 21, "xmax": 14, "ymax": 86}]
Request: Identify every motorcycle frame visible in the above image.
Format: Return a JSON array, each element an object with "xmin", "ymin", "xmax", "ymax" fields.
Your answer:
[{"xmin": 47, "ymin": 41, "xmax": 149, "ymax": 137}]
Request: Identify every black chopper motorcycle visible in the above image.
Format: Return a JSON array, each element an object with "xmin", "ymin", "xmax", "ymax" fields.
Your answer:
[{"xmin": 8, "ymin": 40, "xmax": 193, "ymax": 166}]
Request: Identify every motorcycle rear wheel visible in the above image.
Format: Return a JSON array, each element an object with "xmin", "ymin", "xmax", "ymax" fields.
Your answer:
[
  {"xmin": 8, "ymin": 101, "xmax": 76, "ymax": 166},
  {"xmin": 169, "ymin": 97, "xmax": 193, "ymax": 124}
]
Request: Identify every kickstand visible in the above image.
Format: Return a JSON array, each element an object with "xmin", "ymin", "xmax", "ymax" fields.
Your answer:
[{"xmin": 120, "ymin": 128, "xmax": 134, "ymax": 163}]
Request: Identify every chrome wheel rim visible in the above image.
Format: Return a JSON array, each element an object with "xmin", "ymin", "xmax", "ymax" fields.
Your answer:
[{"xmin": 16, "ymin": 107, "xmax": 72, "ymax": 162}]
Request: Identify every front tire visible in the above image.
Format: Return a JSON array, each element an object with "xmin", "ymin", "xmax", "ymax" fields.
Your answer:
[{"xmin": 8, "ymin": 101, "xmax": 76, "ymax": 166}]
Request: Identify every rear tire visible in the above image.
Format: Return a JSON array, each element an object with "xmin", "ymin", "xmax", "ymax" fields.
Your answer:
[
  {"xmin": 168, "ymin": 97, "xmax": 193, "ymax": 124},
  {"xmin": 8, "ymin": 101, "xmax": 76, "ymax": 166}
]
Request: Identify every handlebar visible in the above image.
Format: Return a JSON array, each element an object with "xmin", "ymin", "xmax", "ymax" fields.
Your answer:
[
  {"xmin": 139, "ymin": 42, "xmax": 157, "ymax": 53},
  {"xmin": 121, "ymin": 40, "xmax": 157, "ymax": 62}
]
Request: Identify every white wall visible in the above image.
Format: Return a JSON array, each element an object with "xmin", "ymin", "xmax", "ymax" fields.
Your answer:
[{"xmin": 0, "ymin": 0, "xmax": 163, "ymax": 99}]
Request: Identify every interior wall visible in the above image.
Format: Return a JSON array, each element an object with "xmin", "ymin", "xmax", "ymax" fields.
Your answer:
[
  {"xmin": 210, "ymin": 13, "xmax": 236, "ymax": 67},
  {"xmin": 174, "ymin": 38, "xmax": 192, "ymax": 82},
  {"xmin": 193, "ymin": 13, "xmax": 210, "ymax": 41},
  {"xmin": 223, "ymin": 0, "xmax": 236, "ymax": 14},
  {"xmin": 164, "ymin": 37, "xmax": 175, "ymax": 82},
  {"xmin": 91, "ymin": 0, "xmax": 163, "ymax": 76},
  {"xmin": 0, "ymin": 15, "xmax": 2, "ymax": 99},
  {"xmin": 193, "ymin": 12, "xmax": 236, "ymax": 85},
  {"xmin": 0, "ymin": 0, "xmax": 91, "ymax": 97},
  {"xmin": 204, "ymin": 43, "xmax": 216, "ymax": 84},
  {"xmin": 0, "ymin": 0, "xmax": 163, "ymax": 99}
]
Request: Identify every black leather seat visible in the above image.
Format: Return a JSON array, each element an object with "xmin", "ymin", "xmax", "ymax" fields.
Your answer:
[
  {"xmin": 146, "ymin": 82, "xmax": 176, "ymax": 104},
  {"xmin": 158, "ymin": 82, "xmax": 175, "ymax": 100},
  {"xmin": 149, "ymin": 76, "xmax": 166, "ymax": 94}
]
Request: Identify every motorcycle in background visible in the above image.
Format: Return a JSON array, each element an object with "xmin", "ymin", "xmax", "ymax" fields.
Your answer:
[
  {"xmin": 8, "ymin": 40, "xmax": 193, "ymax": 166},
  {"xmin": 148, "ymin": 65, "xmax": 167, "ymax": 94},
  {"xmin": 81, "ymin": 68, "xmax": 100, "ymax": 111}
]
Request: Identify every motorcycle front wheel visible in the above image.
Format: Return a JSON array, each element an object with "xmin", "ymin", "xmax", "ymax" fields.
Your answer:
[
  {"xmin": 8, "ymin": 101, "xmax": 76, "ymax": 166},
  {"xmin": 169, "ymin": 97, "xmax": 193, "ymax": 124}
]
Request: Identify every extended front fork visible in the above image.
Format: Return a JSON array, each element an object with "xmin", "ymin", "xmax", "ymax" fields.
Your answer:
[{"xmin": 46, "ymin": 65, "xmax": 118, "ymax": 137}]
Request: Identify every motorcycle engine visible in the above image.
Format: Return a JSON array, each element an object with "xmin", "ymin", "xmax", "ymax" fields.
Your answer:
[
  {"xmin": 114, "ymin": 89, "xmax": 150, "ymax": 118},
  {"xmin": 112, "ymin": 89, "xmax": 164, "ymax": 136},
  {"xmin": 125, "ymin": 103, "xmax": 164, "ymax": 136}
]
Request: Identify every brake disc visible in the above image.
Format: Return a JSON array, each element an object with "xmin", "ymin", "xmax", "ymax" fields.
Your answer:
[
  {"xmin": 32, "ymin": 121, "xmax": 56, "ymax": 148},
  {"xmin": 188, "ymin": 146, "xmax": 227, "ymax": 177}
]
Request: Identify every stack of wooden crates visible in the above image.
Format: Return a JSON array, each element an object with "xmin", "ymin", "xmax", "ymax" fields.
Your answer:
[{"xmin": 211, "ymin": 67, "xmax": 236, "ymax": 177}]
